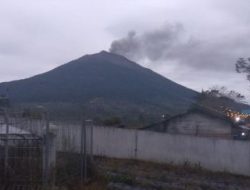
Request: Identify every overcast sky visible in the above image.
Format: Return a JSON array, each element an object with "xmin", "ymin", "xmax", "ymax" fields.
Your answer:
[{"xmin": 1, "ymin": 0, "xmax": 250, "ymax": 100}]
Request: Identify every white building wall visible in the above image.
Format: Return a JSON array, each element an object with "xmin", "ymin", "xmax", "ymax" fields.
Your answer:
[{"xmin": 167, "ymin": 113, "xmax": 232, "ymax": 137}]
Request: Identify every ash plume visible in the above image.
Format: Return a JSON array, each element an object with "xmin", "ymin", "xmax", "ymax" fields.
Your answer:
[
  {"xmin": 109, "ymin": 23, "xmax": 250, "ymax": 71},
  {"xmin": 109, "ymin": 23, "xmax": 186, "ymax": 62}
]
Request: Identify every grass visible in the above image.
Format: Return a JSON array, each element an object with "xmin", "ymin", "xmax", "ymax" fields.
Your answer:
[
  {"xmin": 94, "ymin": 157, "xmax": 250, "ymax": 189},
  {"xmin": 54, "ymin": 155, "xmax": 250, "ymax": 190},
  {"xmin": 55, "ymin": 152, "xmax": 108, "ymax": 190}
]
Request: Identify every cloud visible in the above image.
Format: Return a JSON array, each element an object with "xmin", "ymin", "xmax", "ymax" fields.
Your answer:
[
  {"xmin": 109, "ymin": 22, "xmax": 250, "ymax": 72},
  {"xmin": 110, "ymin": 23, "xmax": 186, "ymax": 62},
  {"xmin": 0, "ymin": 0, "xmax": 116, "ymax": 82}
]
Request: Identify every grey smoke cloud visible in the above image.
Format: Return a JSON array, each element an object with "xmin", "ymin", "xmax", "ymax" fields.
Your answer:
[
  {"xmin": 110, "ymin": 23, "xmax": 186, "ymax": 62},
  {"xmin": 110, "ymin": 23, "xmax": 250, "ymax": 71}
]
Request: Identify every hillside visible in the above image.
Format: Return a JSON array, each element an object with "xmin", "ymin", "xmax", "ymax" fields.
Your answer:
[{"xmin": 0, "ymin": 51, "xmax": 198, "ymax": 125}]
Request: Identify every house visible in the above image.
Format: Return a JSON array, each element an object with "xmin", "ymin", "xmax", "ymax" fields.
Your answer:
[
  {"xmin": 142, "ymin": 107, "xmax": 235, "ymax": 139},
  {"xmin": 0, "ymin": 124, "xmax": 32, "ymax": 147}
]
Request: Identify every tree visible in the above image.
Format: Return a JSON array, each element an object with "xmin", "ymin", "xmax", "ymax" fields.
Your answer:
[
  {"xmin": 195, "ymin": 86, "xmax": 246, "ymax": 114},
  {"xmin": 202, "ymin": 86, "xmax": 245, "ymax": 103},
  {"xmin": 0, "ymin": 95, "xmax": 10, "ymax": 108},
  {"xmin": 236, "ymin": 57, "xmax": 250, "ymax": 81},
  {"xmin": 102, "ymin": 116, "xmax": 122, "ymax": 126}
]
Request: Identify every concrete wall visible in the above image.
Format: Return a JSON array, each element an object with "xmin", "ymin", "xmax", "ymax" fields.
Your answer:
[
  {"xmin": 25, "ymin": 122, "xmax": 250, "ymax": 176},
  {"xmin": 137, "ymin": 130, "xmax": 250, "ymax": 176},
  {"xmin": 92, "ymin": 126, "xmax": 137, "ymax": 159},
  {"xmin": 90, "ymin": 126, "xmax": 250, "ymax": 176}
]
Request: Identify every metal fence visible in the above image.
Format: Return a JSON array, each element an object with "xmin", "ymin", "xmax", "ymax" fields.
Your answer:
[
  {"xmin": 0, "ymin": 135, "xmax": 43, "ymax": 185},
  {"xmin": 0, "ymin": 109, "xmax": 45, "ymax": 189},
  {"xmin": 0, "ymin": 108, "xmax": 94, "ymax": 190}
]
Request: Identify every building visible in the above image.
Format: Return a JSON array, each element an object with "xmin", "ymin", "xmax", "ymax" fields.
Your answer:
[{"xmin": 142, "ymin": 107, "xmax": 235, "ymax": 139}]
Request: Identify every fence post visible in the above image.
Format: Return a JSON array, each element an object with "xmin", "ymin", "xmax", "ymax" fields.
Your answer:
[
  {"xmin": 80, "ymin": 119, "xmax": 84, "ymax": 184},
  {"xmin": 43, "ymin": 110, "xmax": 52, "ymax": 189},
  {"xmin": 3, "ymin": 109, "xmax": 9, "ymax": 181},
  {"xmin": 80, "ymin": 119, "xmax": 88, "ymax": 184},
  {"xmin": 42, "ymin": 110, "xmax": 57, "ymax": 189},
  {"xmin": 134, "ymin": 129, "xmax": 138, "ymax": 159},
  {"xmin": 86, "ymin": 120, "xmax": 94, "ymax": 162},
  {"xmin": 90, "ymin": 121, "xmax": 93, "ymax": 162}
]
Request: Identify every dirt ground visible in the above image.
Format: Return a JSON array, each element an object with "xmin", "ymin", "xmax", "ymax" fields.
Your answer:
[{"xmin": 82, "ymin": 157, "xmax": 250, "ymax": 190}]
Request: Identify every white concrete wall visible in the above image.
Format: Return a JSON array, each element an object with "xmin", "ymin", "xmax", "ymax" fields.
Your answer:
[
  {"xmin": 31, "ymin": 123, "xmax": 250, "ymax": 176},
  {"xmin": 90, "ymin": 126, "xmax": 250, "ymax": 176},
  {"xmin": 92, "ymin": 126, "xmax": 137, "ymax": 159},
  {"xmin": 137, "ymin": 130, "xmax": 250, "ymax": 176}
]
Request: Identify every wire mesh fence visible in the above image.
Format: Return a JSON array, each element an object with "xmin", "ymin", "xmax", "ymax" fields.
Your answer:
[
  {"xmin": 0, "ymin": 136, "xmax": 43, "ymax": 184},
  {"xmin": 0, "ymin": 108, "xmax": 94, "ymax": 190},
  {"xmin": 0, "ymin": 109, "xmax": 45, "ymax": 189}
]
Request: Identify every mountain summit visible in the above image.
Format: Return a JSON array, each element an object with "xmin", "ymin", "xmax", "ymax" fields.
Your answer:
[{"xmin": 0, "ymin": 51, "xmax": 198, "ymax": 124}]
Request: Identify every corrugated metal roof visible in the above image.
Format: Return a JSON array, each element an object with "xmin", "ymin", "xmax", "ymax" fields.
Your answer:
[{"xmin": 0, "ymin": 125, "xmax": 30, "ymax": 135}]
